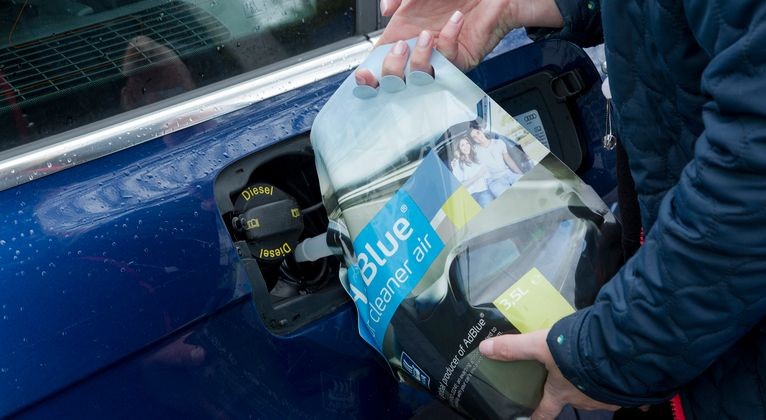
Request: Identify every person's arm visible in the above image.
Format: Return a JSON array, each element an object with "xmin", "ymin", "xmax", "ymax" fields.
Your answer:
[
  {"xmin": 450, "ymin": 159, "xmax": 465, "ymax": 181},
  {"xmin": 546, "ymin": 0, "xmax": 766, "ymax": 406},
  {"xmin": 480, "ymin": 0, "xmax": 766, "ymax": 415},
  {"xmin": 526, "ymin": 0, "xmax": 604, "ymax": 47},
  {"xmin": 501, "ymin": 149, "xmax": 523, "ymax": 174}
]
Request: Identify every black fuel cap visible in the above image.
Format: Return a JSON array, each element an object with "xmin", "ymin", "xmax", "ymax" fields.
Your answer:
[{"xmin": 232, "ymin": 183, "xmax": 303, "ymax": 262}]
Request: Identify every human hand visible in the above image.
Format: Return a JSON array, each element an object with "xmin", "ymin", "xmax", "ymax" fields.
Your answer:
[
  {"xmin": 354, "ymin": 31, "xmax": 436, "ymax": 90},
  {"xmin": 378, "ymin": 0, "xmax": 516, "ymax": 71},
  {"xmin": 376, "ymin": 0, "xmax": 564, "ymax": 71},
  {"xmin": 355, "ymin": 7, "xmax": 499, "ymax": 88},
  {"xmin": 355, "ymin": 0, "xmax": 565, "ymax": 89},
  {"xmin": 479, "ymin": 329, "xmax": 620, "ymax": 419}
]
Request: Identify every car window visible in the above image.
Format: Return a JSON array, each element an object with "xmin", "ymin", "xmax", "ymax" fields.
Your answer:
[{"xmin": 0, "ymin": 0, "xmax": 356, "ymax": 153}]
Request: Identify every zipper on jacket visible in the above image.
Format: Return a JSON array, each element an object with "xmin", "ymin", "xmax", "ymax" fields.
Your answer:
[{"xmin": 670, "ymin": 394, "xmax": 686, "ymax": 420}]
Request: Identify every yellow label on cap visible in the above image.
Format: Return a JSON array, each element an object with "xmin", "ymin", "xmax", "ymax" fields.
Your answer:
[{"xmin": 493, "ymin": 267, "xmax": 575, "ymax": 333}]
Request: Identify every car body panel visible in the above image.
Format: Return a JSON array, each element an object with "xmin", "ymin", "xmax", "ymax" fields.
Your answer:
[{"xmin": 1, "ymin": 70, "xmax": 344, "ymax": 415}]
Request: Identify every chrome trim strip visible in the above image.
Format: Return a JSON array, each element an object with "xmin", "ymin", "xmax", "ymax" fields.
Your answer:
[{"xmin": 0, "ymin": 40, "xmax": 373, "ymax": 192}]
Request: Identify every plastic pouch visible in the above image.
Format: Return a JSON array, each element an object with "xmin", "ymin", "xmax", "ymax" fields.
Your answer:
[{"xmin": 311, "ymin": 41, "xmax": 622, "ymax": 419}]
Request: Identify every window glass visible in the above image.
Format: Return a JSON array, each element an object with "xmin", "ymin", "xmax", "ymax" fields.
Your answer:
[{"xmin": 0, "ymin": 0, "xmax": 355, "ymax": 152}]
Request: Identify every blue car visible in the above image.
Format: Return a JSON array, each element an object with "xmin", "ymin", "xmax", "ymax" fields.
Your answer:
[{"xmin": 0, "ymin": 1, "xmax": 615, "ymax": 418}]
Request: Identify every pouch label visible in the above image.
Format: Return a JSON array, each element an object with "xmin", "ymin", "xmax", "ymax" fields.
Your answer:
[
  {"xmin": 402, "ymin": 351, "xmax": 431, "ymax": 388},
  {"xmin": 347, "ymin": 189, "xmax": 444, "ymax": 349},
  {"xmin": 493, "ymin": 267, "xmax": 575, "ymax": 333}
]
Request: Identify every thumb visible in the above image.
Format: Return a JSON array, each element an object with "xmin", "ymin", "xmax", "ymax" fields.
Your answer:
[{"xmin": 478, "ymin": 330, "xmax": 549, "ymax": 362}]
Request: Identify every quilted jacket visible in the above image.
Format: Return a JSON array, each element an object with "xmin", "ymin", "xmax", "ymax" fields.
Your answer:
[{"xmin": 541, "ymin": 1, "xmax": 766, "ymax": 418}]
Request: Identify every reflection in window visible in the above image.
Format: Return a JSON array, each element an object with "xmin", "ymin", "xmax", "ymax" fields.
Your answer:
[{"xmin": 0, "ymin": 0, "xmax": 355, "ymax": 152}]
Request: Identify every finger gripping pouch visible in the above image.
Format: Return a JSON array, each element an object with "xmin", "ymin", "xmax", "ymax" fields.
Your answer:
[{"xmin": 311, "ymin": 41, "xmax": 621, "ymax": 419}]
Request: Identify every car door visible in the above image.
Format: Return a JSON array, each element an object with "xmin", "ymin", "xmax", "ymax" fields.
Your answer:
[{"xmin": 0, "ymin": 1, "xmax": 614, "ymax": 417}]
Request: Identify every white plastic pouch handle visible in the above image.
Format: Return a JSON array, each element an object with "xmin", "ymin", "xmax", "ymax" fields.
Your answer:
[{"xmin": 312, "ymin": 40, "xmax": 485, "ymax": 198}]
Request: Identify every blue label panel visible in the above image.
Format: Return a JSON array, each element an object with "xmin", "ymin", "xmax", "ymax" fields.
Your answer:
[{"xmin": 347, "ymin": 190, "xmax": 444, "ymax": 350}]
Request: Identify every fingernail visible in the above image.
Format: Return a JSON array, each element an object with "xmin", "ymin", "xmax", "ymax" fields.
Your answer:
[
  {"xmin": 380, "ymin": 0, "xmax": 390, "ymax": 14},
  {"xmin": 392, "ymin": 40, "xmax": 407, "ymax": 55},
  {"xmin": 450, "ymin": 10, "xmax": 463, "ymax": 24},
  {"xmin": 355, "ymin": 72, "xmax": 365, "ymax": 85},
  {"xmin": 417, "ymin": 30, "xmax": 431, "ymax": 48},
  {"xmin": 479, "ymin": 339, "xmax": 494, "ymax": 355}
]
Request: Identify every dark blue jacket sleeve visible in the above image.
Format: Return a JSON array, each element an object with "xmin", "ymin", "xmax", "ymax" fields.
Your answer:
[
  {"xmin": 547, "ymin": 0, "xmax": 766, "ymax": 406},
  {"xmin": 527, "ymin": 0, "xmax": 603, "ymax": 47}
]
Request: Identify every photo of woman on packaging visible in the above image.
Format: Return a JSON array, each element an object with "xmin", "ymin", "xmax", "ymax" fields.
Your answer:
[{"xmin": 450, "ymin": 136, "xmax": 494, "ymax": 207}]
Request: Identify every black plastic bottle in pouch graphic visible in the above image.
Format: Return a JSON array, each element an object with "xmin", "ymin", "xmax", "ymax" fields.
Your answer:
[{"xmin": 310, "ymin": 40, "xmax": 621, "ymax": 419}]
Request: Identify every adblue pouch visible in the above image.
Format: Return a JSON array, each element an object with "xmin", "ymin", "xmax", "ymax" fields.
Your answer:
[{"xmin": 310, "ymin": 41, "xmax": 622, "ymax": 419}]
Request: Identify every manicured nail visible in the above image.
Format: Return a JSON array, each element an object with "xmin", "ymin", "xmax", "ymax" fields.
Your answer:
[
  {"xmin": 450, "ymin": 10, "xmax": 463, "ymax": 23},
  {"xmin": 380, "ymin": 0, "xmax": 390, "ymax": 14},
  {"xmin": 479, "ymin": 339, "xmax": 494, "ymax": 355},
  {"xmin": 392, "ymin": 40, "xmax": 407, "ymax": 55},
  {"xmin": 417, "ymin": 30, "xmax": 431, "ymax": 48}
]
